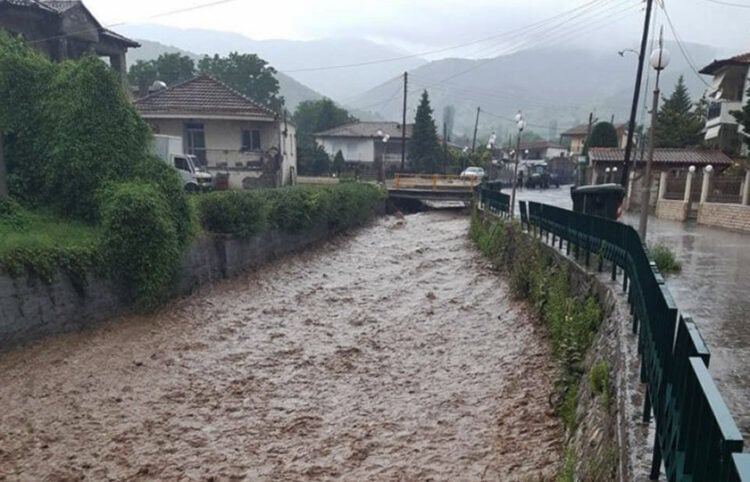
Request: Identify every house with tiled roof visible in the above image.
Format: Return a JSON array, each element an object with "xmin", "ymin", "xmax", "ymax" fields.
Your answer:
[
  {"xmin": 0, "ymin": 0, "xmax": 138, "ymax": 84},
  {"xmin": 559, "ymin": 123, "xmax": 631, "ymax": 156},
  {"xmin": 699, "ymin": 51, "xmax": 750, "ymax": 154},
  {"xmin": 314, "ymin": 121, "xmax": 414, "ymax": 170},
  {"xmin": 134, "ymin": 75, "xmax": 297, "ymax": 188}
]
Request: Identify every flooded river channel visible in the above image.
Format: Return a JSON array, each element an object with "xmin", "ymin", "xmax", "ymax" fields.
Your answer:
[{"xmin": 0, "ymin": 212, "xmax": 561, "ymax": 480}]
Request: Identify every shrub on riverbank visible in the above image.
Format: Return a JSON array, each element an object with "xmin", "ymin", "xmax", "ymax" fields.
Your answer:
[{"xmin": 194, "ymin": 183, "xmax": 385, "ymax": 237}]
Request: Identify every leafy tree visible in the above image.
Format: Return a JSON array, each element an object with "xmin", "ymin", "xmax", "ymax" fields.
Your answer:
[
  {"xmin": 198, "ymin": 52, "xmax": 283, "ymax": 112},
  {"xmin": 408, "ymin": 90, "xmax": 441, "ymax": 173},
  {"xmin": 293, "ymin": 98, "xmax": 356, "ymax": 176},
  {"xmin": 656, "ymin": 75, "xmax": 704, "ymax": 148},
  {"xmin": 128, "ymin": 53, "xmax": 196, "ymax": 92},
  {"xmin": 731, "ymin": 87, "xmax": 750, "ymax": 153},
  {"xmin": 584, "ymin": 122, "xmax": 619, "ymax": 154},
  {"xmin": 332, "ymin": 150, "xmax": 346, "ymax": 175}
]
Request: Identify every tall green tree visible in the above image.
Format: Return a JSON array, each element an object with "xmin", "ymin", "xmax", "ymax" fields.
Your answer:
[
  {"xmin": 293, "ymin": 98, "xmax": 356, "ymax": 175},
  {"xmin": 584, "ymin": 122, "xmax": 619, "ymax": 154},
  {"xmin": 332, "ymin": 150, "xmax": 346, "ymax": 175},
  {"xmin": 128, "ymin": 53, "xmax": 195, "ymax": 92},
  {"xmin": 655, "ymin": 75, "xmax": 704, "ymax": 148},
  {"xmin": 409, "ymin": 90, "xmax": 441, "ymax": 173},
  {"xmin": 198, "ymin": 52, "xmax": 283, "ymax": 112}
]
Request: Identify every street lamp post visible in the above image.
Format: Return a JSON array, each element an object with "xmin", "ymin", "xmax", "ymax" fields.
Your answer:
[
  {"xmin": 487, "ymin": 133, "xmax": 496, "ymax": 180},
  {"xmin": 638, "ymin": 28, "xmax": 670, "ymax": 241},
  {"xmin": 510, "ymin": 111, "xmax": 525, "ymax": 219},
  {"xmin": 376, "ymin": 130, "xmax": 390, "ymax": 183}
]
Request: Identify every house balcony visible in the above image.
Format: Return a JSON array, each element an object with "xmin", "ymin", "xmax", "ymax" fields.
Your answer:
[
  {"xmin": 202, "ymin": 149, "xmax": 270, "ymax": 169},
  {"xmin": 705, "ymin": 100, "xmax": 743, "ymax": 138}
]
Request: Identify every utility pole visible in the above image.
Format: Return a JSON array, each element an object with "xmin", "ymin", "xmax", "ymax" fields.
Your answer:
[
  {"xmin": 442, "ymin": 122, "xmax": 448, "ymax": 174},
  {"xmin": 471, "ymin": 107, "xmax": 480, "ymax": 152},
  {"xmin": 620, "ymin": 0, "xmax": 654, "ymax": 187},
  {"xmin": 582, "ymin": 112, "xmax": 594, "ymax": 185},
  {"xmin": 401, "ymin": 71, "xmax": 408, "ymax": 172},
  {"xmin": 638, "ymin": 27, "xmax": 668, "ymax": 242}
]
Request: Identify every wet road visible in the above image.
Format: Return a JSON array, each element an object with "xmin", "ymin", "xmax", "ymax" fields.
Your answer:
[
  {"xmin": 517, "ymin": 186, "xmax": 750, "ymax": 443},
  {"xmin": 0, "ymin": 212, "xmax": 561, "ymax": 480}
]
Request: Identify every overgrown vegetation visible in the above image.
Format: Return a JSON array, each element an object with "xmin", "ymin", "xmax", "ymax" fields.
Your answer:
[
  {"xmin": 590, "ymin": 360, "xmax": 610, "ymax": 406},
  {"xmin": 649, "ymin": 243, "xmax": 682, "ymax": 275}
]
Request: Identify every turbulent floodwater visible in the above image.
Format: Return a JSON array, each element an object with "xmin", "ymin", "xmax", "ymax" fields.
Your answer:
[{"xmin": 0, "ymin": 212, "xmax": 561, "ymax": 481}]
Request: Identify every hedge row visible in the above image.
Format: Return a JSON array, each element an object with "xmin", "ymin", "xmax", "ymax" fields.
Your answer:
[{"xmin": 194, "ymin": 183, "xmax": 385, "ymax": 238}]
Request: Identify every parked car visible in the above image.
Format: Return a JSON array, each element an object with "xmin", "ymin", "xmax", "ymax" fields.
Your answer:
[{"xmin": 460, "ymin": 166, "xmax": 486, "ymax": 180}]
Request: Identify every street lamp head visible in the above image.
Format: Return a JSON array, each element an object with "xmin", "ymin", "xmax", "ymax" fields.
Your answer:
[
  {"xmin": 704, "ymin": 164, "xmax": 713, "ymax": 173},
  {"xmin": 515, "ymin": 110, "xmax": 523, "ymax": 122},
  {"xmin": 517, "ymin": 120, "xmax": 526, "ymax": 131},
  {"xmin": 688, "ymin": 165, "xmax": 696, "ymax": 173},
  {"xmin": 383, "ymin": 134, "xmax": 390, "ymax": 143},
  {"xmin": 605, "ymin": 167, "xmax": 611, "ymax": 173},
  {"xmin": 463, "ymin": 146, "xmax": 469, "ymax": 153},
  {"xmin": 649, "ymin": 47, "xmax": 671, "ymax": 71},
  {"xmin": 376, "ymin": 130, "xmax": 383, "ymax": 137},
  {"xmin": 612, "ymin": 167, "xmax": 618, "ymax": 172}
]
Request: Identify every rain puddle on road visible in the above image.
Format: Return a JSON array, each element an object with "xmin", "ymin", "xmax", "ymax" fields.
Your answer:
[{"xmin": 0, "ymin": 212, "xmax": 561, "ymax": 480}]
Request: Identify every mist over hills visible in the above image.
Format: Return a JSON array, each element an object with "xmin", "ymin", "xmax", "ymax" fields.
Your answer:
[
  {"xmin": 125, "ymin": 24, "xmax": 727, "ymax": 141},
  {"xmin": 120, "ymin": 24, "xmax": 427, "ymax": 100},
  {"xmin": 348, "ymin": 42, "xmax": 723, "ymax": 141}
]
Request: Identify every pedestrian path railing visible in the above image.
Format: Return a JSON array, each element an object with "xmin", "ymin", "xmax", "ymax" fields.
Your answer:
[
  {"xmin": 478, "ymin": 187, "xmax": 511, "ymax": 219},
  {"xmin": 514, "ymin": 199, "xmax": 747, "ymax": 482}
]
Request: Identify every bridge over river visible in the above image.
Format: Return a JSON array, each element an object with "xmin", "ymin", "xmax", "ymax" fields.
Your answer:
[{"xmin": 0, "ymin": 212, "xmax": 562, "ymax": 480}]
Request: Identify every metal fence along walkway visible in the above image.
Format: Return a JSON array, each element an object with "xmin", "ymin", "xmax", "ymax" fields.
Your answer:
[{"xmin": 477, "ymin": 188, "xmax": 750, "ymax": 481}]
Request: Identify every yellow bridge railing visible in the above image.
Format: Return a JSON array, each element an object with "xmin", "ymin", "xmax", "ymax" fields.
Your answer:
[{"xmin": 391, "ymin": 173, "xmax": 479, "ymax": 191}]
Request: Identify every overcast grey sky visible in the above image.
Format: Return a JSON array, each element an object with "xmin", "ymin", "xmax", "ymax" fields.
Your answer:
[{"xmin": 85, "ymin": 0, "xmax": 747, "ymax": 57}]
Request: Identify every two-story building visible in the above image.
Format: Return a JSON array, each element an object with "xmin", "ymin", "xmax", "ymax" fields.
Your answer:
[
  {"xmin": 699, "ymin": 52, "xmax": 750, "ymax": 155},
  {"xmin": 134, "ymin": 75, "xmax": 297, "ymax": 188},
  {"xmin": 0, "ymin": 0, "xmax": 138, "ymax": 84},
  {"xmin": 559, "ymin": 123, "xmax": 632, "ymax": 156},
  {"xmin": 314, "ymin": 121, "xmax": 413, "ymax": 169}
]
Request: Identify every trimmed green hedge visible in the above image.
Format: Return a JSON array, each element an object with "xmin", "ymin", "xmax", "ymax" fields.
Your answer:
[{"xmin": 194, "ymin": 183, "xmax": 385, "ymax": 237}]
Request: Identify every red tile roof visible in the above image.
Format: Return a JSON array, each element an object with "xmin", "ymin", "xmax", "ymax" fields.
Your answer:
[
  {"xmin": 700, "ymin": 51, "xmax": 750, "ymax": 75},
  {"xmin": 314, "ymin": 121, "xmax": 413, "ymax": 139},
  {"xmin": 560, "ymin": 123, "xmax": 627, "ymax": 137},
  {"xmin": 134, "ymin": 75, "xmax": 278, "ymax": 121},
  {"xmin": 589, "ymin": 148, "xmax": 732, "ymax": 165}
]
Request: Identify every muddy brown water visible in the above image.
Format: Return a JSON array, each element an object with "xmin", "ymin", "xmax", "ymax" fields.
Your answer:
[{"xmin": 0, "ymin": 212, "xmax": 561, "ymax": 481}]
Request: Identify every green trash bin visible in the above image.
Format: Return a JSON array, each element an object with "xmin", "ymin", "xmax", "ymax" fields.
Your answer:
[{"xmin": 571, "ymin": 183, "xmax": 626, "ymax": 220}]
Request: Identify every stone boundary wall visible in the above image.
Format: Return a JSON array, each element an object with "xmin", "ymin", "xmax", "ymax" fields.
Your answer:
[
  {"xmin": 655, "ymin": 199, "xmax": 688, "ymax": 222},
  {"xmin": 0, "ymin": 214, "xmax": 379, "ymax": 351},
  {"xmin": 697, "ymin": 202, "xmax": 750, "ymax": 233}
]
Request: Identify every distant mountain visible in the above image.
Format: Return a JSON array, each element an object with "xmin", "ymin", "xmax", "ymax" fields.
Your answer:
[
  {"xmin": 127, "ymin": 39, "xmax": 323, "ymax": 112},
  {"xmin": 120, "ymin": 25, "xmax": 428, "ymax": 100},
  {"xmin": 347, "ymin": 43, "xmax": 723, "ymax": 142}
]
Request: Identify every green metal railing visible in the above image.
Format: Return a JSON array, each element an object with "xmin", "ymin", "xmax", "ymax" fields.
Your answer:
[
  {"xmin": 514, "ymin": 199, "xmax": 747, "ymax": 482},
  {"xmin": 478, "ymin": 188, "xmax": 511, "ymax": 219}
]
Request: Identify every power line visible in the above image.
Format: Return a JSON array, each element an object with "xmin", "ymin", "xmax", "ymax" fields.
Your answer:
[
  {"xmin": 423, "ymin": 0, "xmax": 640, "ymax": 88},
  {"xmin": 280, "ymin": 0, "xmax": 607, "ymax": 74},
  {"xmin": 30, "ymin": 0, "xmax": 241, "ymax": 45},
  {"xmin": 704, "ymin": 0, "xmax": 750, "ymax": 7},
  {"xmin": 660, "ymin": 2, "xmax": 711, "ymax": 87}
]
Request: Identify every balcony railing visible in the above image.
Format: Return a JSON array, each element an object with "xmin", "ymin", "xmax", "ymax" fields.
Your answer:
[{"xmin": 706, "ymin": 100, "xmax": 743, "ymax": 129}]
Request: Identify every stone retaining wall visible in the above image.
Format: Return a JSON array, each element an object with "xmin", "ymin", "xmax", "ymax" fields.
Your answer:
[
  {"xmin": 697, "ymin": 202, "xmax": 750, "ymax": 233},
  {"xmin": 656, "ymin": 199, "xmax": 688, "ymax": 222},
  {"xmin": 0, "ymin": 216, "xmax": 377, "ymax": 351}
]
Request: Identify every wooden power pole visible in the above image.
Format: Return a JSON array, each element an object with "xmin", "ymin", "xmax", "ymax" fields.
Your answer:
[
  {"xmin": 401, "ymin": 72, "xmax": 408, "ymax": 172},
  {"xmin": 471, "ymin": 107, "xmax": 480, "ymax": 153}
]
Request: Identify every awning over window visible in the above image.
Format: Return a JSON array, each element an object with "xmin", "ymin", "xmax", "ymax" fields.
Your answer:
[
  {"xmin": 705, "ymin": 125, "xmax": 721, "ymax": 140},
  {"xmin": 706, "ymin": 71, "xmax": 727, "ymax": 99}
]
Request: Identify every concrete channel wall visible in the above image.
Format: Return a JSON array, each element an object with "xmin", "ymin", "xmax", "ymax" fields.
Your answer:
[{"xmin": 0, "ymin": 220, "xmax": 363, "ymax": 351}]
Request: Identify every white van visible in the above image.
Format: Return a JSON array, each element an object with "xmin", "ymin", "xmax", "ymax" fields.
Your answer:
[{"xmin": 151, "ymin": 135, "xmax": 213, "ymax": 192}]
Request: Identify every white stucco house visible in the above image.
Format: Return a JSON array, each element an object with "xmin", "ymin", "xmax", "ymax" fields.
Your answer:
[
  {"xmin": 134, "ymin": 75, "xmax": 297, "ymax": 189},
  {"xmin": 314, "ymin": 121, "xmax": 413, "ymax": 169},
  {"xmin": 699, "ymin": 51, "xmax": 750, "ymax": 154}
]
